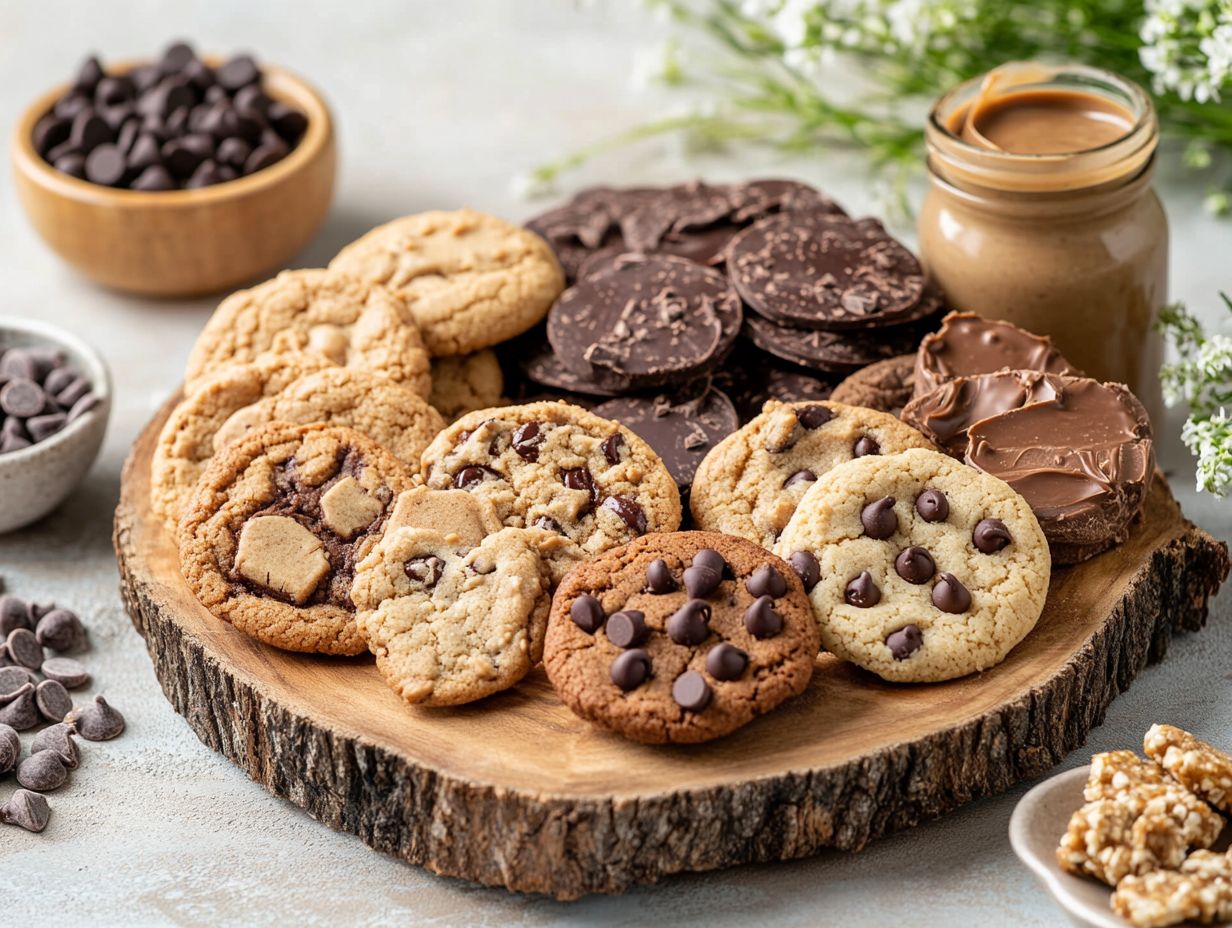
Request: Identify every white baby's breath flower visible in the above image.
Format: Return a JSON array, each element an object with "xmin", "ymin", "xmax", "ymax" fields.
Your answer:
[
  {"xmin": 1140, "ymin": 0, "xmax": 1232, "ymax": 102},
  {"xmin": 509, "ymin": 171, "xmax": 555, "ymax": 202}
]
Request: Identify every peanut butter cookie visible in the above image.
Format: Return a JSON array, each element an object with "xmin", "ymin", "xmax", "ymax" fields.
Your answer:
[{"xmin": 428, "ymin": 349, "xmax": 504, "ymax": 421}]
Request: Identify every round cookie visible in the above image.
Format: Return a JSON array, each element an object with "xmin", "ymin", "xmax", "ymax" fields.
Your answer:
[
  {"xmin": 183, "ymin": 269, "xmax": 432, "ymax": 396},
  {"xmin": 428, "ymin": 350, "xmax": 505, "ymax": 421},
  {"xmin": 419, "ymin": 401, "xmax": 682, "ymax": 582},
  {"xmin": 351, "ymin": 488, "xmax": 552, "ymax": 707},
  {"xmin": 774, "ymin": 448, "xmax": 1050, "ymax": 683},
  {"xmin": 178, "ymin": 422, "xmax": 416, "ymax": 655},
  {"xmin": 150, "ymin": 352, "xmax": 331, "ymax": 531},
  {"xmin": 690, "ymin": 400, "xmax": 935, "ymax": 548},
  {"xmin": 830, "ymin": 353, "xmax": 916, "ymax": 415},
  {"xmin": 544, "ymin": 531, "xmax": 819, "ymax": 744},
  {"xmin": 743, "ymin": 306, "xmax": 941, "ymax": 374},
  {"xmin": 330, "ymin": 209, "xmax": 565, "ymax": 357}
]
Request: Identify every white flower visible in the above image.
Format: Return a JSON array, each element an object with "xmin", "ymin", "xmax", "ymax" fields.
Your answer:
[
  {"xmin": 1140, "ymin": 0, "xmax": 1232, "ymax": 102},
  {"xmin": 509, "ymin": 171, "xmax": 555, "ymax": 201}
]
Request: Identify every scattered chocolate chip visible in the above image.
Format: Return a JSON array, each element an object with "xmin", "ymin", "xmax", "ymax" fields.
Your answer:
[
  {"xmin": 672, "ymin": 671, "xmax": 712, "ymax": 711},
  {"xmin": 783, "ymin": 468, "xmax": 817, "ymax": 488},
  {"xmin": 68, "ymin": 695, "xmax": 125, "ymax": 741},
  {"xmin": 692, "ymin": 548, "xmax": 727, "ymax": 577},
  {"xmin": 886, "ymin": 624, "xmax": 924, "ymax": 660},
  {"xmin": 0, "ymin": 789, "xmax": 50, "ymax": 833},
  {"xmin": 852, "ymin": 436, "xmax": 880, "ymax": 457},
  {"xmin": 35, "ymin": 609, "xmax": 85, "ymax": 652},
  {"xmin": 0, "ymin": 683, "xmax": 38, "ymax": 731},
  {"xmin": 404, "ymin": 556, "xmax": 444, "ymax": 587},
  {"xmin": 39, "ymin": 657, "xmax": 89, "ymax": 689},
  {"xmin": 744, "ymin": 595, "xmax": 784, "ymax": 639},
  {"xmin": 0, "ymin": 666, "xmax": 37, "ymax": 695},
  {"xmin": 601, "ymin": 495, "xmax": 647, "ymax": 535},
  {"xmin": 511, "ymin": 421, "xmax": 544, "ymax": 461},
  {"xmin": 894, "ymin": 546, "xmax": 936, "ymax": 584},
  {"xmin": 29, "ymin": 602, "xmax": 55, "ymax": 621},
  {"xmin": 454, "ymin": 465, "xmax": 499, "ymax": 489},
  {"xmin": 0, "ymin": 595, "xmax": 31, "ymax": 634},
  {"xmin": 667, "ymin": 599, "xmax": 711, "ymax": 645},
  {"xmin": 787, "ymin": 550, "xmax": 821, "ymax": 591},
  {"xmin": 915, "ymin": 489, "xmax": 950, "ymax": 523},
  {"xmin": 606, "ymin": 610, "xmax": 649, "ymax": 649},
  {"xmin": 860, "ymin": 496, "xmax": 898, "ymax": 540},
  {"xmin": 972, "ymin": 518, "xmax": 1013, "ymax": 554},
  {"xmin": 34, "ymin": 680, "xmax": 72, "ymax": 723},
  {"xmin": 30, "ymin": 723, "xmax": 78, "ymax": 770},
  {"xmin": 601, "ymin": 432, "xmax": 625, "ymax": 465},
  {"xmin": 0, "ymin": 722, "xmax": 19, "ymax": 772},
  {"xmin": 645, "ymin": 558, "xmax": 676, "ymax": 594},
  {"xmin": 931, "ymin": 572, "xmax": 972, "ymax": 613},
  {"xmin": 610, "ymin": 648, "xmax": 652, "ymax": 690},
  {"xmin": 569, "ymin": 595, "xmax": 606, "ymax": 634},
  {"xmin": 6, "ymin": 629, "xmax": 43, "ymax": 670},
  {"xmin": 705, "ymin": 643, "xmax": 748, "ymax": 681},
  {"xmin": 746, "ymin": 564, "xmax": 787, "ymax": 599},
  {"xmin": 682, "ymin": 564, "xmax": 721, "ymax": 599},
  {"xmin": 845, "ymin": 571, "xmax": 881, "ymax": 608},
  {"xmin": 17, "ymin": 750, "xmax": 68, "ymax": 792}
]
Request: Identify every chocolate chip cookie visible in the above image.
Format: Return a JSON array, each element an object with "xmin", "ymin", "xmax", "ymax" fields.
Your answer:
[
  {"xmin": 178, "ymin": 422, "xmax": 416, "ymax": 655},
  {"xmin": 690, "ymin": 400, "xmax": 934, "ymax": 548},
  {"xmin": 775, "ymin": 448, "xmax": 1050, "ymax": 683},
  {"xmin": 428, "ymin": 349, "xmax": 505, "ymax": 421},
  {"xmin": 330, "ymin": 209, "xmax": 565, "ymax": 356},
  {"xmin": 544, "ymin": 531, "xmax": 819, "ymax": 743},
  {"xmin": 351, "ymin": 488, "xmax": 552, "ymax": 706},
  {"xmin": 830, "ymin": 353, "xmax": 916, "ymax": 414},
  {"xmin": 183, "ymin": 269, "xmax": 432, "ymax": 395},
  {"xmin": 419, "ymin": 401, "xmax": 682, "ymax": 582}
]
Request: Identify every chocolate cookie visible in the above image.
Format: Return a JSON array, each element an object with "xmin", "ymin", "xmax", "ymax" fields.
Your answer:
[
  {"xmin": 178, "ymin": 422, "xmax": 416, "ymax": 655},
  {"xmin": 728, "ymin": 213, "xmax": 927, "ymax": 331},
  {"xmin": 743, "ymin": 308, "xmax": 942, "ymax": 374},
  {"xmin": 517, "ymin": 332, "xmax": 626, "ymax": 397},
  {"xmin": 712, "ymin": 345, "xmax": 836, "ymax": 422},
  {"xmin": 830, "ymin": 353, "xmax": 916, "ymax": 415},
  {"xmin": 544, "ymin": 531, "xmax": 819, "ymax": 743},
  {"xmin": 775, "ymin": 448, "xmax": 1051, "ymax": 683},
  {"xmin": 525, "ymin": 186, "xmax": 649, "ymax": 281},
  {"xmin": 547, "ymin": 253, "xmax": 742, "ymax": 389}
]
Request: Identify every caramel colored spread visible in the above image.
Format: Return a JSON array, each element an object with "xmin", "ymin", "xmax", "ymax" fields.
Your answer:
[{"xmin": 949, "ymin": 89, "xmax": 1135, "ymax": 155}]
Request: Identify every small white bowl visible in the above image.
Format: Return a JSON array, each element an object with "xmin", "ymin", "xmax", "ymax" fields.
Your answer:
[{"xmin": 0, "ymin": 316, "xmax": 111, "ymax": 533}]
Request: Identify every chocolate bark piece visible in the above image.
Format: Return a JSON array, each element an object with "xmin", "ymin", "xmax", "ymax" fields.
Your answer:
[
  {"xmin": 965, "ymin": 377, "xmax": 1154, "ymax": 564},
  {"xmin": 547, "ymin": 253, "xmax": 742, "ymax": 389},
  {"xmin": 712, "ymin": 344, "xmax": 836, "ymax": 422},
  {"xmin": 525, "ymin": 186, "xmax": 654, "ymax": 282},
  {"xmin": 727, "ymin": 212, "xmax": 928, "ymax": 331},
  {"xmin": 593, "ymin": 387, "xmax": 738, "ymax": 491},
  {"xmin": 513, "ymin": 327, "xmax": 627, "ymax": 398},
  {"xmin": 913, "ymin": 311, "xmax": 1080, "ymax": 399},
  {"xmin": 743, "ymin": 308, "xmax": 943, "ymax": 374}
]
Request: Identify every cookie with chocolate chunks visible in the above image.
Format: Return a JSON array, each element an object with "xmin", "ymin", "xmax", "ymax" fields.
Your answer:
[
  {"xmin": 775, "ymin": 448, "xmax": 1050, "ymax": 683},
  {"xmin": 831, "ymin": 353, "xmax": 917, "ymax": 415},
  {"xmin": 178, "ymin": 422, "xmax": 416, "ymax": 654},
  {"xmin": 544, "ymin": 531, "xmax": 819, "ymax": 743}
]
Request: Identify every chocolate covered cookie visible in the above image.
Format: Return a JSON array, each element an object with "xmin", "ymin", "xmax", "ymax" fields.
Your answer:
[
  {"xmin": 544, "ymin": 531, "xmax": 819, "ymax": 743},
  {"xmin": 830, "ymin": 353, "xmax": 916, "ymax": 415},
  {"xmin": 743, "ymin": 308, "xmax": 941, "ymax": 374}
]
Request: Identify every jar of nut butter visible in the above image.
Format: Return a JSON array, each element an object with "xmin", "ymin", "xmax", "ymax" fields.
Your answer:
[{"xmin": 919, "ymin": 62, "xmax": 1166, "ymax": 417}]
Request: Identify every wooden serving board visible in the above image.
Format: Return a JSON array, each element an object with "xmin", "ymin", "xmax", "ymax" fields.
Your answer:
[{"xmin": 114, "ymin": 400, "xmax": 1229, "ymax": 900}]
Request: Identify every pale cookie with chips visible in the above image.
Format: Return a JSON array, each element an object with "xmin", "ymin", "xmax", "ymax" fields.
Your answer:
[
  {"xmin": 330, "ymin": 209, "xmax": 565, "ymax": 356},
  {"xmin": 183, "ymin": 268, "xmax": 431, "ymax": 395},
  {"xmin": 428, "ymin": 349, "xmax": 505, "ymax": 421},
  {"xmin": 1144, "ymin": 724, "xmax": 1232, "ymax": 814},
  {"xmin": 690, "ymin": 399, "xmax": 934, "ymax": 549},
  {"xmin": 179, "ymin": 422, "xmax": 415, "ymax": 655},
  {"xmin": 774, "ymin": 448, "xmax": 1050, "ymax": 683}
]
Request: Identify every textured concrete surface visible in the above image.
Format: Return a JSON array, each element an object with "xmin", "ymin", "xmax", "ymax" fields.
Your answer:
[{"xmin": 0, "ymin": 2, "xmax": 1229, "ymax": 925}]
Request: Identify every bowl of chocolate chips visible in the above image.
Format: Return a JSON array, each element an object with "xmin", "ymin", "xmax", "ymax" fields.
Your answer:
[
  {"xmin": 0, "ymin": 317, "xmax": 111, "ymax": 533},
  {"xmin": 10, "ymin": 41, "xmax": 336, "ymax": 298}
]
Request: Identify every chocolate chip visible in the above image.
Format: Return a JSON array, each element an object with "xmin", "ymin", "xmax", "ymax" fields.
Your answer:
[
  {"xmin": 54, "ymin": 375, "xmax": 92, "ymax": 408},
  {"xmin": 69, "ymin": 110, "xmax": 111, "ymax": 154},
  {"xmin": 916, "ymin": 489, "xmax": 950, "ymax": 523},
  {"xmin": 160, "ymin": 41, "xmax": 197, "ymax": 75},
  {"xmin": 39, "ymin": 657, "xmax": 89, "ymax": 689},
  {"xmin": 672, "ymin": 671, "xmax": 712, "ymax": 711},
  {"xmin": 894, "ymin": 546, "xmax": 936, "ymax": 584},
  {"xmin": 216, "ymin": 54, "xmax": 260, "ymax": 91},
  {"xmin": 744, "ymin": 595, "xmax": 784, "ymax": 639},
  {"xmin": 606, "ymin": 610, "xmax": 649, "ymax": 649},
  {"xmin": 706, "ymin": 643, "xmax": 748, "ymax": 681},
  {"xmin": 532, "ymin": 515, "xmax": 564, "ymax": 534},
  {"xmin": 860, "ymin": 496, "xmax": 898, "ymax": 539},
  {"xmin": 30, "ymin": 602, "xmax": 56, "ymax": 622},
  {"xmin": 454, "ymin": 465, "xmax": 499, "ymax": 489},
  {"xmin": 32, "ymin": 115, "xmax": 70, "ymax": 156},
  {"xmin": 931, "ymin": 572, "xmax": 972, "ymax": 613},
  {"xmin": 667, "ymin": 599, "xmax": 711, "ymax": 645},
  {"xmin": 972, "ymin": 518, "xmax": 1013, "ymax": 554},
  {"xmin": 17, "ymin": 750, "xmax": 67, "ymax": 792},
  {"xmin": 6, "ymin": 629, "xmax": 43, "ymax": 670},
  {"xmin": 645, "ymin": 558, "xmax": 676, "ymax": 594},
  {"xmin": 0, "ymin": 790, "xmax": 50, "ymax": 833},
  {"xmin": 31, "ymin": 723, "xmax": 78, "ymax": 770},
  {"xmin": 852, "ymin": 436, "xmax": 880, "ymax": 457},
  {"xmin": 886, "ymin": 624, "xmax": 924, "ymax": 660},
  {"xmin": 601, "ymin": 495, "xmax": 647, "ymax": 535},
  {"xmin": 0, "ymin": 684, "xmax": 38, "ymax": 731},
  {"xmin": 186, "ymin": 159, "xmax": 224, "ymax": 188},
  {"xmin": 783, "ymin": 468, "xmax": 817, "ymax": 488},
  {"xmin": 0, "ymin": 722, "xmax": 18, "ymax": 772},
  {"xmin": 787, "ymin": 550, "xmax": 821, "ymax": 591},
  {"xmin": 131, "ymin": 164, "xmax": 175, "ymax": 191},
  {"xmin": 233, "ymin": 84, "xmax": 270, "ymax": 114},
  {"xmin": 35, "ymin": 680, "xmax": 72, "ymax": 723},
  {"xmin": 845, "ymin": 571, "xmax": 881, "ymax": 608},
  {"xmin": 268, "ymin": 102, "xmax": 308, "ymax": 143},
  {"xmin": 601, "ymin": 432, "xmax": 625, "ymax": 465},
  {"xmin": 85, "ymin": 143, "xmax": 126, "ymax": 185},
  {"xmin": 35, "ymin": 609, "xmax": 85, "ymax": 652},
  {"xmin": 569, "ymin": 595, "xmax": 605, "ymax": 634},
  {"xmin": 0, "ymin": 349, "xmax": 37, "ymax": 381},
  {"xmin": 746, "ymin": 564, "xmax": 787, "ymax": 599},
  {"xmin": 610, "ymin": 648, "xmax": 651, "ymax": 690},
  {"xmin": 68, "ymin": 695, "xmax": 125, "ymax": 741},
  {"xmin": 1, "ymin": 379, "xmax": 46, "ymax": 418},
  {"xmin": 26, "ymin": 413, "xmax": 66, "ymax": 442},
  {"xmin": 682, "ymin": 564, "xmax": 721, "ymax": 599},
  {"xmin": 0, "ymin": 595, "xmax": 31, "ymax": 635},
  {"xmin": 244, "ymin": 140, "xmax": 287, "ymax": 174},
  {"xmin": 404, "ymin": 556, "xmax": 444, "ymax": 587},
  {"xmin": 216, "ymin": 135, "xmax": 251, "ymax": 167},
  {"xmin": 0, "ymin": 666, "xmax": 36, "ymax": 696},
  {"xmin": 561, "ymin": 467, "xmax": 597, "ymax": 508},
  {"xmin": 692, "ymin": 548, "xmax": 727, "ymax": 577},
  {"xmin": 75, "ymin": 55, "xmax": 105, "ymax": 94},
  {"xmin": 796, "ymin": 404, "xmax": 833, "ymax": 429},
  {"xmin": 511, "ymin": 421, "xmax": 544, "ymax": 461}
]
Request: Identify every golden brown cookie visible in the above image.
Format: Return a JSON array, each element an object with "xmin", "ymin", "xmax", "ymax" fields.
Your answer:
[
  {"xmin": 428, "ymin": 349, "xmax": 505, "ymax": 421},
  {"xmin": 183, "ymin": 268, "xmax": 431, "ymax": 395},
  {"xmin": 178, "ymin": 422, "xmax": 416, "ymax": 655},
  {"xmin": 830, "ymin": 354, "xmax": 916, "ymax": 414}
]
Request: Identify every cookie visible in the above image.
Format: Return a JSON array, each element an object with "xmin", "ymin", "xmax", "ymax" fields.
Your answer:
[
  {"xmin": 150, "ymin": 352, "xmax": 331, "ymax": 531},
  {"xmin": 351, "ymin": 487, "xmax": 551, "ymax": 706},
  {"xmin": 420, "ymin": 401, "xmax": 681, "ymax": 580},
  {"xmin": 690, "ymin": 400, "xmax": 934, "ymax": 548},
  {"xmin": 428, "ymin": 349, "xmax": 505, "ymax": 420},
  {"xmin": 774, "ymin": 448, "xmax": 1050, "ymax": 683},
  {"xmin": 830, "ymin": 353, "xmax": 916, "ymax": 415},
  {"xmin": 330, "ymin": 209, "xmax": 565, "ymax": 356},
  {"xmin": 547, "ymin": 253, "xmax": 742, "ymax": 389},
  {"xmin": 178, "ymin": 422, "xmax": 416, "ymax": 655},
  {"xmin": 728, "ymin": 213, "xmax": 927, "ymax": 331},
  {"xmin": 743, "ymin": 308, "xmax": 941, "ymax": 374},
  {"xmin": 183, "ymin": 269, "xmax": 432, "ymax": 396},
  {"xmin": 544, "ymin": 531, "xmax": 819, "ymax": 743}
]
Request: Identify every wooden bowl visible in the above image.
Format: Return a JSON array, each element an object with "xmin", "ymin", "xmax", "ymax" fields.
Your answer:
[{"xmin": 10, "ymin": 61, "xmax": 336, "ymax": 298}]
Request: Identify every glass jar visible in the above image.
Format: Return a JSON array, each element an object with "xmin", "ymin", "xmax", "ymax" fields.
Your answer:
[{"xmin": 918, "ymin": 62, "xmax": 1167, "ymax": 419}]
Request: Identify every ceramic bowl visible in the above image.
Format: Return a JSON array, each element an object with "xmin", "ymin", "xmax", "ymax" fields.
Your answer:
[
  {"xmin": 0, "ymin": 316, "xmax": 112, "ymax": 533},
  {"xmin": 10, "ymin": 59, "xmax": 336, "ymax": 298}
]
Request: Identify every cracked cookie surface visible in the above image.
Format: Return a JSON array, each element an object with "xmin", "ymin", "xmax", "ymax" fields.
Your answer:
[{"xmin": 428, "ymin": 349, "xmax": 505, "ymax": 421}]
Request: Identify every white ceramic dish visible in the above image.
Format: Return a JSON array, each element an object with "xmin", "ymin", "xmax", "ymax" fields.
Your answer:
[{"xmin": 0, "ymin": 315, "xmax": 111, "ymax": 533}]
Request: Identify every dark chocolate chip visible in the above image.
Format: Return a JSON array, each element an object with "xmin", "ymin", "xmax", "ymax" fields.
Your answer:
[
  {"xmin": 0, "ymin": 789, "xmax": 50, "ymax": 833},
  {"xmin": 0, "ymin": 349, "xmax": 36, "ymax": 380},
  {"xmin": 243, "ymin": 140, "xmax": 286, "ymax": 174},
  {"xmin": 32, "ymin": 115, "xmax": 70, "ymax": 156},
  {"xmin": 744, "ymin": 595, "xmax": 784, "ymax": 639},
  {"xmin": 894, "ymin": 546, "xmax": 936, "ymax": 584},
  {"xmin": 40, "ymin": 657, "xmax": 90, "ymax": 689},
  {"xmin": 931, "ymin": 572, "xmax": 972, "ymax": 613},
  {"xmin": 404, "ymin": 556, "xmax": 444, "ymax": 587},
  {"xmin": 511, "ymin": 421, "xmax": 544, "ymax": 461},
  {"xmin": 26, "ymin": 413, "xmax": 67, "ymax": 443},
  {"xmin": 1, "ymin": 379, "xmax": 46, "ymax": 418},
  {"xmin": 605, "ymin": 610, "xmax": 649, "ymax": 649},
  {"xmin": 672, "ymin": 671, "xmax": 712, "ymax": 711},
  {"xmin": 746, "ymin": 564, "xmax": 787, "ymax": 599},
  {"xmin": 35, "ymin": 680, "xmax": 72, "ymax": 723},
  {"xmin": 706, "ymin": 642, "xmax": 748, "ymax": 681},
  {"xmin": 0, "ymin": 596, "xmax": 31, "ymax": 635},
  {"xmin": 216, "ymin": 135, "xmax": 251, "ymax": 167},
  {"xmin": 601, "ymin": 495, "xmax": 647, "ymax": 535},
  {"xmin": 645, "ymin": 558, "xmax": 676, "ymax": 594},
  {"xmin": 216, "ymin": 54, "xmax": 260, "ymax": 91},
  {"xmin": 886, "ymin": 624, "xmax": 924, "ymax": 660},
  {"xmin": 6, "ymin": 629, "xmax": 43, "ymax": 670},
  {"xmin": 131, "ymin": 164, "xmax": 176, "ymax": 191},
  {"xmin": 796, "ymin": 404, "xmax": 833, "ymax": 429},
  {"xmin": 845, "ymin": 571, "xmax": 881, "ymax": 608},
  {"xmin": 561, "ymin": 467, "xmax": 597, "ymax": 508},
  {"xmin": 682, "ymin": 564, "xmax": 721, "ymax": 599},
  {"xmin": 31, "ymin": 723, "xmax": 78, "ymax": 769},
  {"xmin": 0, "ymin": 722, "xmax": 18, "ymax": 772},
  {"xmin": 916, "ymin": 489, "xmax": 950, "ymax": 523},
  {"xmin": 233, "ymin": 84, "xmax": 270, "ymax": 114},
  {"xmin": 160, "ymin": 40, "xmax": 197, "ymax": 75},
  {"xmin": 569, "ymin": 595, "xmax": 605, "ymax": 634},
  {"xmin": 0, "ymin": 666, "xmax": 36, "ymax": 695},
  {"xmin": 126, "ymin": 132, "xmax": 162, "ymax": 170},
  {"xmin": 972, "ymin": 518, "xmax": 1013, "ymax": 553},
  {"xmin": 69, "ymin": 110, "xmax": 112, "ymax": 154},
  {"xmin": 35, "ymin": 609, "xmax": 85, "ymax": 652},
  {"xmin": 454, "ymin": 465, "xmax": 499, "ymax": 489},
  {"xmin": 267, "ymin": 102, "xmax": 308, "ymax": 143},
  {"xmin": 852, "ymin": 436, "xmax": 880, "ymax": 457},
  {"xmin": 85, "ymin": 143, "xmax": 126, "ymax": 185},
  {"xmin": 601, "ymin": 432, "xmax": 625, "ymax": 465},
  {"xmin": 788, "ymin": 550, "xmax": 821, "ymax": 591},
  {"xmin": 95, "ymin": 76, "xmax": 134, "ymax": 108},
  {"xmin": 186, "ymin": 159, "xmax": 224, "ymax": 188},
  {"xmin": 692, "ymin": 548, "xmax": 727, "ymax": 577},
  {"xmin": 54, "ymin": 92, "xmax": 91, "ymax": 120},
  {"xmin": 68, "ymin": 695, "xmax": 125, "ymax": 741},
  {"xmin": 610, "ymin": 648, "xmax": 651, "ymax": 690},
  {"xmin": 667, "ymin": 599, "xmax": 711, "ymax": 645},
  {"xmin": 860, "ymin": 496, "xmax": 897, "ymax": 539},
  {"xmin": 54, "ymin": 375, "xmax": 92, "ymax": 408},
  {"xmin": 783, "ymin": 468, "xmax": 817, "ymax": 488},
  {"xmin": 0, "ymin": 684, "xmax": 38, "ymax": 731},
  {"xmin": 75, "ymin": 55, "xmax": 104, "ymax": 93},
  {"xmin": 16, "ymin": 750, "xmax": 67, "ymax": 792}
]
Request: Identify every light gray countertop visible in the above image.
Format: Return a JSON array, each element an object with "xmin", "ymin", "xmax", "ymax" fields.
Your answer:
[{"xmin": 1, "ymin": 2, "xmax": 1229, "ymax": 925}]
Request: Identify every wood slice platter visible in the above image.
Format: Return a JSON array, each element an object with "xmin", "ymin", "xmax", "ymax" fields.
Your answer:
[{"xmin": 114, "ymin": 399, "xmax": 1229, "ymax": 900}]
